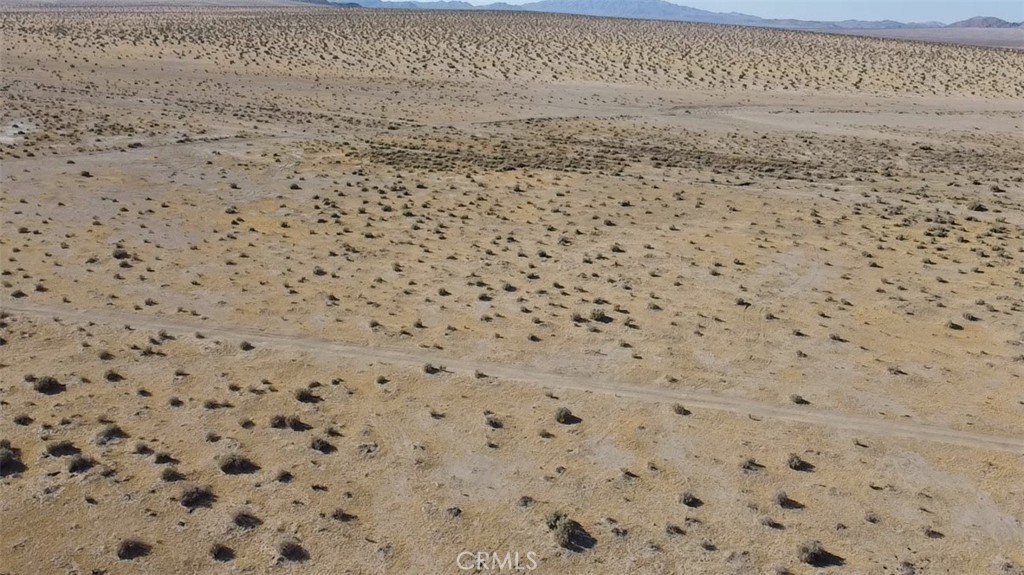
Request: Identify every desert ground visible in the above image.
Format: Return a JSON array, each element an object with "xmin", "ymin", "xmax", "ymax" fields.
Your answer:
[
  {"xmin": 836, "ymin": 28, "xmax": 1024, "ymax": 51},
  {"xmin": 1, "ymin": 6, "xmax": 1023, "ymax": 575}
]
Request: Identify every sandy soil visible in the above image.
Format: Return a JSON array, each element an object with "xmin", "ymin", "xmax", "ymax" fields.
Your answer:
[
  {"xmin": 836, "ymin": 27, "xmax": 1024, "ymax": 50},
  {"xmin": 2, "ymin": 7, "xmax": 1023, "ymax": 575}
]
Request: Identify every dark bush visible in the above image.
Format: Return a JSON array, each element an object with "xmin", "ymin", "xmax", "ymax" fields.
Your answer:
[
  {"xmin": 160, "ymin": 467, "xmax": 185, "ymax": 482},
  {"xmin": 331, "ymin": 509, "xmax": 357, "ymax": 522},
  {"xmin": 47, "ymin": 440, "xmax": 80, "ymax": 457},
  {"xmin": 180, "ymin": 485, "xmax": 216, "ymax": 509},
  {"xmin": 295, "ymin": 389, "xmax": 321, "ymax": 403},
  {"xmin": 67, "ymin": 454, "xmax": 96, "ymax": 474},
  {"xmin": 277, "ymin": 541, "xmax": 309, "ymax": 562},
  {"xmin": 546, "ymin": 512, "xmax": 596, "ymax": 552},
  {"xmin": 311, "ymin": 437, "xmax": 336, "ymax": 454},
  {"xmin": 672, "ymin": 403, "xmax": 691, "ymax": 415},
  {"xmin": 210, "ymin": 544, "xmax": 235, "ymax": 562},
  {"xmin": 217, "ymin": 453, "xmax": 260, "ymax": 475},
  {"xmin": 555, "ymin": 407, "xmax": 580, "ymax": 425},
  {"xmin": 233, "ymin": 511, "xmax": 262, "ymax": 529},
  {"xmin": 774, "ymin": 490, "xmax": 803, "ymax": 509},
  {"xmin": 0, "ymin": 443, "xmax": 26, "ymax": 476},
  {"xmin": 95, "ymin": 424, "xmax": 128, "ymax": 445},
  {"xmin": 680, "ymin": 492, "xmax": 703, "ymax": 508},
  {"xmin": 797, "ymin": 540, "xmax": 843, "ymax": 567},
  {"xmin": 32, "ymin": 376, "xmax": 65, "ymax": 395},
  {"xmin": 117, "ymin": 539, "xmax": 151, "ymax": 560},
  {"xmin": 786, "ymin": 453, "xmax": 814, "ymax": 472}
]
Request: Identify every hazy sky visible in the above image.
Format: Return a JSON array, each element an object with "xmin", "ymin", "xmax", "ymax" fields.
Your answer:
[{"xmin": 466, "ymin": 0, "xmax": 1024, "ymax": 23}]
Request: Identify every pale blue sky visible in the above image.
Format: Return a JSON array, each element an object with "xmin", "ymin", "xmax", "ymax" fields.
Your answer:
[{"xmin": 470, "ymin": 0, "xmax": 1024, "ymax": 23}]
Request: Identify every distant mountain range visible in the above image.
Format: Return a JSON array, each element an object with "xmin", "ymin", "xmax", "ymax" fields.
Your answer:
[
  {"xmin": 312, "ymin": 0, "xmax": 1024, "ymax": 30},
  {"xmin": 947, "ymin": 16, "xmax": 1022, "ymax": 28}
]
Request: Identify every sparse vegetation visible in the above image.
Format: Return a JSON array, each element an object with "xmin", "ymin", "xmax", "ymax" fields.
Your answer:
[
  {"xmin": 0, "ymin": 442, "xmax": 25, "ymax": 476},
  {"xmin": 797, "ymin": 540, "xmax": 843, "ymax": 567},
  {"xmin": 46, "ymin": 440, "xmax": 80, "ymax": 457},
  {"xmin": 785, "ymin": 453, "xmax": 813, "ymax": 472},
  {"xmin": 30, "ymin": 375, "xmax": 65, "ymax": 395},
  {"xmin": 180, "ymin": 485, "xmax": 216, "ymax": 510},
  {"xmin": 232, "ymin": 511, "xmax": 262, "ymax": 529},
  {"xmin": 67, "ymin": 454, "xmax": 96, "ymax": 474},
  {"xmin": 210, "ymin": 543, "xmax": 235, "ymax": 562},
  {"xmin": 546, "ymin": 511, "xmax": 595, "ymax": 551},
  {"xmin": 95, "ymin": 424, "xmax": 128, "ymax": 445},
  {"xmin": 277, "ymin": 540, "xmax": 309, "ymax": 563},
  {"xmin": 216, "ymin": 453, "xmax": 260, "ymax": 475},
  {"xmin": 554, "ymin": 407, "xmax": 579, "ymax": 424},
  {"xmin": 116, "ymin": 539, "xmax": 151, "ymax": 560},
  {"xmin": 0, "ymin": 6, "xmax": 1018, "ymax": 573}
]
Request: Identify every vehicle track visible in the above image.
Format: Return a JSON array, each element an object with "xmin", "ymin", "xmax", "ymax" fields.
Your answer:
[{"xmin": 5, "ymin": 301, "xmax": 1023, "ymax": 454}]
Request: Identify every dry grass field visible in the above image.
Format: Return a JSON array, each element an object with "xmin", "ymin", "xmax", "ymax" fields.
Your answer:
[{"xmin": 2, "ymin": 7, "xmax": 1023, "ymax": 575}]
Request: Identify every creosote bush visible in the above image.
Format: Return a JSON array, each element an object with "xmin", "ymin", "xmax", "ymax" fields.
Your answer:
[
  {"xmin": 217, "ymin": 453, "xmax": 260, "ymax": 475},
  {"xmin": 180, "ymin": 485, "xmax": 216, "ymax": 509},
  {"xmin": 277, "ymin": 540, "xmax": 309, "ymax": 562},
  {"xmin": 117, "ymin": 539, "xmax": 151, "ymax": 560}
]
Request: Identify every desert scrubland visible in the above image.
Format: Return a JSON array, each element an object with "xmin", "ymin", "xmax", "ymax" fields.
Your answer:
[{"xmin": 1, "ymin": 7, "xmax": 1023, "ymax": 574}]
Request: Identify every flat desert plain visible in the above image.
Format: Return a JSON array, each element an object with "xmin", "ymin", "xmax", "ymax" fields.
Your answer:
[
  {"xmin": 1, "ymin": 7, "xmax": 1023, "ymax": 575},
  {"xmin": 837, "ymin": 28, "xmax": 1024, "ymax": 51}
]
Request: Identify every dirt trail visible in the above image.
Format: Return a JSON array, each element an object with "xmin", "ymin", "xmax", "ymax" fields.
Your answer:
[{"xmin": 6, "ymin": 301, "xmax": 1023, "ymax": 454}]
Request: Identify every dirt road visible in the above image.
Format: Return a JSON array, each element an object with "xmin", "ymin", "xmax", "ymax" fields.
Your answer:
[{"xmin": 6, "ymin": 301, "xmax": 1022, "ymax": 454}]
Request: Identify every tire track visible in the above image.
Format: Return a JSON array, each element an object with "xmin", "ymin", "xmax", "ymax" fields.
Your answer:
[{"xmin": 5, "ymin": 302, "xmax": 1022, "ymax": 454}]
